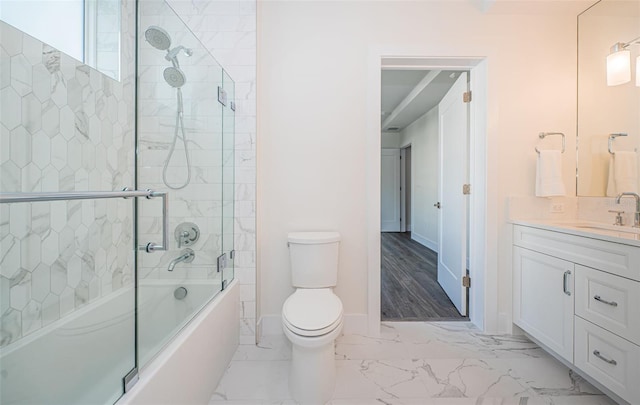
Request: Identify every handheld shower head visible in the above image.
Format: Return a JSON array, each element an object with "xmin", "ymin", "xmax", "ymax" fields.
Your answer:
[
  {"xmin": 144, "ymin": 26, "xmax": 172, "ymax": 51},
  {"xmin": 164, "ymin": 66, "xmax": 186, "ymax": 88}
]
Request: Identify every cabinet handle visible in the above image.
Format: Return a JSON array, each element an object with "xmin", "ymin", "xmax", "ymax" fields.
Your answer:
[
  {"xmin": 563, "ymin": 270, "xmax": 571, "ymax": 296},
  {"xmin": 593, "ymin": 295, "xmax": 618, "ymax": 307},
  {"xmin": 593, "ymin": 350, "xmax": 617, "ymax": 366}
]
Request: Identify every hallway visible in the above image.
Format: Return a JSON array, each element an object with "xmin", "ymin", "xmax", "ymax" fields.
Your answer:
[{"xmin": 381, "ymin": 232, "xmax": 466, "ymax": 321}]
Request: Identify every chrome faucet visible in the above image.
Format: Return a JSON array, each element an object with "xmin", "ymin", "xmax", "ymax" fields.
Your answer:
[
  {"xmin": 167, "ymin": 248, "xmax": 195, "ymax": 271},
  {"xmin": 615, "ymin": 192, "xmax": 640, "ymax": 228}
]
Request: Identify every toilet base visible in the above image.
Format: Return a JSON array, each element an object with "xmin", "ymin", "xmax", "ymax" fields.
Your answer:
[{"xmin": 289, "ymin": 340, "xmax": 336, "ymax": 405}]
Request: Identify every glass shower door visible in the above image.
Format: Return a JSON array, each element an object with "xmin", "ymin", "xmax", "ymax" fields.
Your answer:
[
  {"xmin": 222, "ymin": 70, "xmax": 235, "ymax": 288},
  {"xmin": 135, "ymin": 0, "xmax": 229, "ymax": 369},
  {"xmin": 0, "ymin": 12, "xmax": 138, "ymax": 403}
]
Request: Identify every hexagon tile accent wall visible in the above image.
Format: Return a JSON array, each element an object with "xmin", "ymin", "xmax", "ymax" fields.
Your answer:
[{"xmin": 0, "ymin": 18, "xmax": 136, "ymax": 347}]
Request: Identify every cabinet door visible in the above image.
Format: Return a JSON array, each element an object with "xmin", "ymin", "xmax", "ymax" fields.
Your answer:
[{"xmin": 513, "ymin": 247, "xmax": 574, "ymax": 362}]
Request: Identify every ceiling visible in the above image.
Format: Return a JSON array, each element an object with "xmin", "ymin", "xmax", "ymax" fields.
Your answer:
[{"xmin": 381, "ymin": 69, "xmax": 462, "ymax": 132}]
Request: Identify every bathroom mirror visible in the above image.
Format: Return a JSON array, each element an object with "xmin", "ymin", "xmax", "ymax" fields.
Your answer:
[
  {"xmin": 0, "ymin": 0, "xmax": 121, "ymax": 80},
  {"xmin": 577, "ymin": 0, "xmax": 640, "ymax": 196}
]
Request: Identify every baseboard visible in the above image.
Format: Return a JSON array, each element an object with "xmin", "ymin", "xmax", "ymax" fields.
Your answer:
[
  {"xmin": 259, "ymin": 313, "xmax": 369, "ymax": 340},
  {"xmin": 411, "ymin": 232, "xmax": 438, "ymax": 252},
  {"xmin": 342, "ymin": 314, "xmax": 368, "ymax": 335}
]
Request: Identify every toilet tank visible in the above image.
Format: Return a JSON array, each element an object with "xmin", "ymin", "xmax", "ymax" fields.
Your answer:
[{"xmin": 288, "ymin": 232, "xmax": 340, "ymax": 288}]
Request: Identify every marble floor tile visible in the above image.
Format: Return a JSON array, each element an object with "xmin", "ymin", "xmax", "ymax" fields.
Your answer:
[
  {"xmin": 210, "ymin": 360, "xmax": 291, "ymax": 402},
  {"xmin": 210, "ymin": 322, "xmax": 615, "ymax": 405}
]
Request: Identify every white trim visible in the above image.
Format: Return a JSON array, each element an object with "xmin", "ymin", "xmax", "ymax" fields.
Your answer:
[
  {"xmin": 411, "ymin": 232, "xmax": 438, "ymax": 252},
  {"xmin": 400, "ymin": 147, "xmax": 407, "ymax": 233},
  {"xmin": 258, "ymin": 313, "xmax": 369, "ymax": 338},
  {"xmin": 468, "ymin": 60, "xmax": 491, "ymax": 331},
  {"xmin": 367, "ymin": 49, "xmax": 491, "ymax": 335}
]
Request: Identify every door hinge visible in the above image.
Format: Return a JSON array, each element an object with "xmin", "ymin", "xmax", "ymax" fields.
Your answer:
[
  {"xmin": 463, "ymin": 184, "xmax": 471, "ymax": 195},
  {"xmin": 217, "ymin": 252, "xmax": 228, "ymax": 272},
  {"xmin": 218, "ymin": 86, "xmax": 228, "ymax": 106},
  {"xmin": 463, "ymin": 91, "xmax": 472, "ymax": 103},
  {"xmin": 123, "ymin": 368, "xmax": 139, "ymax": 393},
  {"xmin": 462, "ymin": 275, "xmax": 471, "ymax": 288}
]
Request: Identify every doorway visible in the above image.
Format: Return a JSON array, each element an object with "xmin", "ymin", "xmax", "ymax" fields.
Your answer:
[
  {"xmin": 368, "ymin": 55, "xmax": 488, "ymax": 334},
  {"xmin": 380, "ymin": 69, "xmax": 469, "ymax": 321}
]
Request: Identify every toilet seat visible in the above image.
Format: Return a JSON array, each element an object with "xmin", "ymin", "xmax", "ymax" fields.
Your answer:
[{"xmin": 282, "ymin": 289, "xmax": 343, "ymax": 337}]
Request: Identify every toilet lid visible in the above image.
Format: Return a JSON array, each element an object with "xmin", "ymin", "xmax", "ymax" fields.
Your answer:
[{"xmin": 282, "ymin": 289, "xmax": 343, "ymax": 335}]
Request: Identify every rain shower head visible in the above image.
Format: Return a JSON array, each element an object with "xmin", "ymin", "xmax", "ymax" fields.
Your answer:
[
  {"xmin": 145, "ymin": 26, "xmax": 172, "ymax": 51},
  {"xmin": 164, "ymin": 66, "xmax": 186, "ymax": 88}
]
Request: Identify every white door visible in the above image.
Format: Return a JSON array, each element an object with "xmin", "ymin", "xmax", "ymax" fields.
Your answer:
[
  {"xmin": 437, "ymin": 72, "xmax": 469, "ymax": 316},
  {"xmin": 381, "ymin": 148, "xmax": 401, "ymax": 232}
]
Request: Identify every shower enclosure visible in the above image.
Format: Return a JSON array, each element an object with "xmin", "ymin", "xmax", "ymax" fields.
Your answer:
[{"xmin": 0, "ymin": 0, "xmax": 235, "ymax": 403}]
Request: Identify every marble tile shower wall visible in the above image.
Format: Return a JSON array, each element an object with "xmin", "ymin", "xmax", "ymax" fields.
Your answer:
[
  {"xmin": 0, "ymin": 1, "xmax": 136, "ymax": 347},
  {"xmin": 137, "ymin": 1, "xmax": 226, "ymax": 281},
  {"xmin": 166, "ymin": 0, "xmax": 257, "ymax": 344}
]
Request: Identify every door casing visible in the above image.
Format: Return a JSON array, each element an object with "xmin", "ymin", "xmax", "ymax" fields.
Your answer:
[{"xmin": 366, "ymin": 52, "xmax": 490, "ymax": 335}]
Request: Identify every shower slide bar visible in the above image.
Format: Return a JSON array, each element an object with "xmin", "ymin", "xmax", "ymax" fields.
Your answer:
[
  {"xmin": 0, "ymin": 188, "xmax": 169, "ymax": 253},
  {"xmin": 535, "ymin": 132, "xmax": 565, "ymax": 154}
]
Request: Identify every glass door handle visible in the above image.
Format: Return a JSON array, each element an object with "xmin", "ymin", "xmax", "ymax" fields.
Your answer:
[
  {"xmin": 137, "ymin": 190, "xmax": 169, "ymax": 253},
  {"xmin": 0, "ymin": 188, "xmax": 169, "ymax": 253}
]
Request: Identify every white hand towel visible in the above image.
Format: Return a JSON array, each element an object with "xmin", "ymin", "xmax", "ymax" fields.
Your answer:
[
  {"xmin": 613, "ymin": 151, "xmax": 639, "ymax": 193},
  {"xmin": 536, "ymin": 150, "xmax": 566, "ymax": 197}
]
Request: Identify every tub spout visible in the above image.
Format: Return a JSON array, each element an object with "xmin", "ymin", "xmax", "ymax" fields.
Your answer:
[{"xmin": 168, "ymin": 248, "xmax": 195, "ymax": 271}]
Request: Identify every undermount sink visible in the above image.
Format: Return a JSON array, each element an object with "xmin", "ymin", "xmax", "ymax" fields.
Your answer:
[{"xmin": 553, "ymin": 221, "xmax": 640, "ymax": 235}]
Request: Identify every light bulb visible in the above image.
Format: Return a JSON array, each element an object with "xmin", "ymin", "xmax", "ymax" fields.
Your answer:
[{"xmin": 607, "ymin": 49, "xmax": 631, "ymax": 86}]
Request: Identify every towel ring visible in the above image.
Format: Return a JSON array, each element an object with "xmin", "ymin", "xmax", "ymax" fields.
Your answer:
[
  {"xmin": 535, "ymin": 132, "xmax": 565, "ymax": 154},
  {"xmin": 608, "ymin": 133, "xmax": 628, "ymax": 154}
]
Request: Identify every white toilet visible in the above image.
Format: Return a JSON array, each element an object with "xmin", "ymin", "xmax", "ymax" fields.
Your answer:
[{"xmin": 282, "ymin": 231, "xmax": 344, "ymax": 405}]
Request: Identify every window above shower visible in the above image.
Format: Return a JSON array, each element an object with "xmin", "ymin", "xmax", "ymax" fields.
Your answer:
[{"xmin": 0, "ymin": 0, "xmax": 122, "ymax": 80}]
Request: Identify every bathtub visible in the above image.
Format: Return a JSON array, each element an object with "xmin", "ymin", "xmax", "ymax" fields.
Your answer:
[
  {"xmin": 0, "ymin": 279, "xmax": 239, "ymax": 405},
  {"xmin": 137, "ymin": 279, "xmax": 224, "ymax": 367}
]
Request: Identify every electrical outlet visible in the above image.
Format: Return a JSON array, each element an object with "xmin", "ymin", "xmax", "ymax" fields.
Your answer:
[{"xmin": 550, "ymin": 203, "xmax": 565, "ymax": 213}]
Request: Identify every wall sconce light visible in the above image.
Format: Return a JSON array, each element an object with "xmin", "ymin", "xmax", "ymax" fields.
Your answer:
[{"xmin": 607, "ymin": 37, "xmax": 640, "ymax": 86}]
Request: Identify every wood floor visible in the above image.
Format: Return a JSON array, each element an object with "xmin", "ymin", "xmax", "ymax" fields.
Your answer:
[{"xmin": 381, "ymin": 232, "xmax": 467, "ymax": 321}]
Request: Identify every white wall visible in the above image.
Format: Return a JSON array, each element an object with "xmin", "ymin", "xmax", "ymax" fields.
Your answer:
[
  {"xmin": 381, "ymin": 132, "xmax": 400, "ymax": 148},
  {"xmin": 257, "ymin": 0, "xmax": 583, "ymax": 333},
  {"xmin": 399, "ymin": 107, "xmax": 439, "ymax": 251}
]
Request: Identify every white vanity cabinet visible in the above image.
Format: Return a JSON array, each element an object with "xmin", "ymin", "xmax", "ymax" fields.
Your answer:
[
  {"xmin": 513, "ymin": 247, "xmax": 574, "ymax": 362},
  {"xmin": 512, "ymin": 223, "xmax": 640, "ymax": 404}
]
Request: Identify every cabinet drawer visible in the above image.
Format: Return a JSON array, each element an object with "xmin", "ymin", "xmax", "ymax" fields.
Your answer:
[
  {"xmin": 513, "ymin": 225, "xmax": 640, "ymax": 281},
  {"xmin": 575, "ymin": 316, "xmax": 640, "ymax": 404},
  {"xmin": 575, "ymin": 265, "xmax": 640, "ymax": 345}
]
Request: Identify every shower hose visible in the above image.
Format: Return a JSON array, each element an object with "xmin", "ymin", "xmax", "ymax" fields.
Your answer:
[{"xmin": 162, "ymin": 88, "xmax": 191, "ymax": 190}]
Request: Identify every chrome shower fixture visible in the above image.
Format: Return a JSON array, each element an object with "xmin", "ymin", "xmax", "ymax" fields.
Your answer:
[
  {"xmin": 163, "ymin": 67, "xmax": 186, "ymax": 88},
  {"xmin": 144, "ymin": 25, "xmax": 194, "ymax": 189},
  {"xmin": 166, "ymin": 45, "xmax": 193, "ymax": 61},
  {"xmin": 145, "ymin": 25, "xmax": 171, "ymax": 51},
  {"xmin": 144, "ymin": 25, "xmax": 193, "ymax": 86}
]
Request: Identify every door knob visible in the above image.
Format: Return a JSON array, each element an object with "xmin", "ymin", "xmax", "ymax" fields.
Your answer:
[{"xmin": 434, "ymin": 202, "xmax": 441, "ymax": 209}]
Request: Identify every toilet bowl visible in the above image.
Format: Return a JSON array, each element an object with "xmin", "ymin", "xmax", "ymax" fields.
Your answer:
[
  {"xmin": 282, "ymin": 232, "xmax": 343, "ymax": 405},
  {"xmin": 282, "ymin": 289, "xmax": 343, "ymax": 404}
]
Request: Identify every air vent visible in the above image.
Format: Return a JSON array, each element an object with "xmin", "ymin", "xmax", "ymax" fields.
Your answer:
[{"xmin": 387, "ymin": 127, "xmax": 400, "ymax": 131}]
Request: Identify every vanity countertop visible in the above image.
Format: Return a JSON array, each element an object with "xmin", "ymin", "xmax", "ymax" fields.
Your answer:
[{"xmin": 511, "ymin": 219, "xmax": 640, "ymax": 248}]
